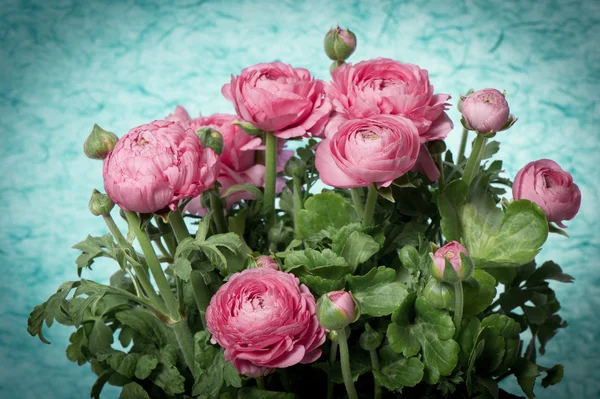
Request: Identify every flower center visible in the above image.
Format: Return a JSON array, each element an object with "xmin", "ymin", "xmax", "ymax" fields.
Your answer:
[
  {"xmin": 359, "ymin": 130, "xmax": 379, "ymax": 141},
  {"xmin": 544, "ymin": 175, "xmax": 553, "ymax": 188}
]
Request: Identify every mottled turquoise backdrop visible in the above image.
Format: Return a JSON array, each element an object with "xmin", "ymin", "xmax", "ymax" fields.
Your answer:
[{"xmin": 1, "ymin": 0, "xmax": 599, "ymax": 398}]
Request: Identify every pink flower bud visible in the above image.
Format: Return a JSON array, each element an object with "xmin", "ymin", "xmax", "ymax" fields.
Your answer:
[
  {"xmin": 255, "ymin": 255, "xmax": 279, "ymax": 271},
  {"xmin": 512, "ymin": 159, "xmax": 581, "ymax": 228},
  {"xmin": 431, "ymin": 241, "xmax": 473, "ymax": 282},
  {"xmin": 461, "ymin": 88, "xmax": 514, "ymax": 133},
  {"xmin": 316, "ymin": 291, "xmax": 359, "ymax": 330}
]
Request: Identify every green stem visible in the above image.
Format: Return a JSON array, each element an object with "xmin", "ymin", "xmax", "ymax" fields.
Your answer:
[
  {"xmin": 190, "ymin": 271, "xmax": 210, "ymax": 329},
  {"xmin": 350, "ymin": 188, "xmax": 364, "ymax": 220},
  {"xmin": 264, "ymin": 131, "xmax": 277, "ymax": 226},
  {"xmin": 369, "ymin": 349, "xmax": 382, "ymax": 399},
  {"xmin": 292, "ymin": 177, "xmax": 304, "ymax": 238},
  {"xmin": 435, "ymin": 154, "xmax": 445, "ymax": 192},
  {"xmin": 453, "ymin": 281, "xmax": 464, "ymax": 339},
  {"xmin": 154, "ymin": 239, "xmax": 171, "ymax": 258},
  {"xmin": 210, "ymin": 191, "xmax": 228, "ymax": 234},
  {"xmin": 457, "ymin": 127, "xmax": 469, "ymax": 163},
  {"xmin": 362, "ymin": 184, "xmax": 378, "ymax": 227},
  {"xmin": 169, "ymin": 210, "xmax": 191, "ymax": 243},
  {"xmin": 337, "ymin": 328, "xmax": 358, "ymax": 399},
  {"xmin": 103, "ymin": 214, "xmax": 164, "ymax": 310},
  {"xmin": 327, "ymin": 339, "xmax": 338, "ymax": 399},
  {"xmin": 462, "ymin": 134, "xmax": 487, "ymax": 185},
  {"xmin": 257, "ymin": 376, "xmax": 265, "ymax": 390},
  {"xmin": 124, "ymin": 211, "xmax": 196, "ymax": 375}
]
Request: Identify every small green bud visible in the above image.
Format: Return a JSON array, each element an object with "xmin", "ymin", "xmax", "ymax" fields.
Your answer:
[
  {"xmin": 430, "ymin": 241, "xmax": 474, "ymax": 283},
  {"xmin": 232, "ymin": 121, "xmax": 263, "ymax": 136},
  {"xmin": 88, "ymin": 189, "xmax": 115, "ymax": 216},
  {"xmin": 83, "ymin": 124, "xmax": 119, "ymax": 160},
  {"xmin": 324, "ymin": 26, "xmax": 357, "ymax": 62},
  {"xmin": 197, "ymin": 127, "xmax": 224, "ymax": 155},
  {"xmin": 316, "ymin": 291, "xmax": 360, "ymax": 331},
  {"xmin": 359, "ymin": 323, "xmax": 383, "ymax": 351},
  {"xmin": 284, "ymin": 157, "xmax": 306, "ymax": 179},
  {"xmin": 423, "ymin": 278, "xmax": 455, "ymax": 310}
]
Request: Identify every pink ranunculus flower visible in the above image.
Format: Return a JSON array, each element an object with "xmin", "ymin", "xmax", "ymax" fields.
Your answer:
[
  {"xmin": 315, "ymin": 115, "xmax": 420, "ymax": 188},
  {"xmin": 461, "ymin": 88, "xmax": 515, "ymax": 133},
  {"xmin": 325, "ymin": 58, "xmax": 453, "ymax": 143},
  {"xmin": 222, "ymin": 62, "xmax": 332, "ymax": 139},
  {"xmin": 103, "ymin": 120, "xmax": 219, "ymax": 214},
  {"xmin": 206, "ymin": 267, "xmax": 326, "ymax": 378},
  {"xmin": 512, "ymin": 159, "xmax": 581, "ymax": 228},
  {"xmin": 164, "ymin": 108, "xmax": 292, "ymax": 215},
  {"xmin": 430, "ymin": 241, "xmax": 473, "ymax": 282}
]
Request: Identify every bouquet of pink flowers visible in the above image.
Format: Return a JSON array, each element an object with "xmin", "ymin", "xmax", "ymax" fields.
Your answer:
[{"xmin": 28, "ymin": 27, "xmax": 581, "ymax": 399}]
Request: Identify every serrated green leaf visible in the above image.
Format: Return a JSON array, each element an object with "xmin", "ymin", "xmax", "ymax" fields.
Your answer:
[
  {"xmin": 223, "ymin": 361, "xmax": 242, "ymax": 388},
  {"xmin": 28, "ymin": 281, "xmax": 80, "ymax": 343},
  {"xmin": 514, "ymin": 358, "xmax": 540, "ymax": 399},
  {"xmin": 283, "ymin": 248, "xmax": 350, "ymax": 279},
  {"xmin": 66, "ymin": 328, "xmax": 88, "ymax": 365},
  {"xmin": 337, "ymin": 231, "xmax": 380, "ymax": 273},
  {"xmin": 458, "ymin": 317, "xmax": 481, "ymax": 365},
  {"xmin": 297, "ymin": 192, "xmax": 357, "ymax": 240},
  {"xmin": 115, "ymin": 308, "xmax": 172, "ymax": 346},
  {"xmin": 526, "ymin": 261, "xmax": 574, "ymax": 286},
  {"xmin": 398, "ymin": 245, "xmax": 420, "ymax": 270},
  {"xmin": 463, "ymin": 270, "xmax": 497, "ymax": 317},
  {"xmin": 438, "ymin": 180, "xmax": 548, "ymax": 268},
  {"xmin": 482, "ymin": 141, "xmax": 500, "ymax": 160},
  {"xmin": 541, "ymin": 364, "xmax": 563, "ymax": 388},
  {"xmin": 346, "ymin": 267, "xmax": 409, "ymax": 317},
  {"xmin": 374, "ymin": 346, "xmax": 424, "ymax": 390},
  {"xmin": 171, "ymin": 257, "xmax": 192, "ymax": 282},
  {"xmin": 89, "ymin": 319, "xmax": 114, "ymax": 355},
  {"xmin": 152, "ymin": 361, "xmax": 185, "ymax": 396},
  {"xmin": 119, "ymin": 382, "xmax": 151, "ymax": 399},
  {"xmin": 299, "ymin": 275, "xmax": 345, "ymax": 297}
]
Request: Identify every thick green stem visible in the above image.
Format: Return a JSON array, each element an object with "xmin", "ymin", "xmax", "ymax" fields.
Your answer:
[
  {"xmin": 292, "ymin": 177, "xmax": 304, "ymax": 238},
  {"xmin": 190, "ymin": 271, "xmax": 210, "ymax": 328},
  {"xmin": 327, "ymin": 339, "xmax": 339, "ymax": 399},
  {"xmin": 124, "ymin": 211, "xmax": 195, "ymax": 375},
  {"xmin": 210, "ymin": 191, "xmax": 228, "ymax": 234},
  {"xmin": 103, "ymin": 213, "xmax": 164, "ymax": 310},
  {"xmin": 435, "ymin": 154, "xmax": 445, "ymax": 192},
  {"xmin": 362, "ymin": 184, "xmax": 378, "ymax": 227},
  {"xmin": 257, "ymin": 376, "xmax": 266, "ymax": 390},
  {"xmin": 264, "ymin": 131, "xmax": 277, "ymax": 226},
  {"xmin": 457, "ymin": 127, "xmax": 469, "ymax": 163},
  {"xmin": 169, "ymin": 210, "xmax": 191, "ymax": 242},
  {"xmin": 337, "ymin": 328, "xmax": 358, "ymax": 399},
  {"xmin": 350, "ymin": 188, "xmax": 364, "ymax": 220},
  {"xmin": 154, "ymin": 239, "xmax": 171, "ymax": 258},
  {"xmin": 462, "ymin": 134, "xmax": 487, "ymax": 185},
  {"xmin": 369, "ymin": 349, "xmax": 382, "ymax": 399},
  {"xmin": 453, "ymin": 281, "xmax": 464, "ymax": 339}
]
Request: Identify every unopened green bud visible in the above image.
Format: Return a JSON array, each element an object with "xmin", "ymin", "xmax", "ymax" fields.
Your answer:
[
  {"xmin": 232, "ymin": 121, "xmax": 263, "ymax": 136},
  {"xmin": 197, "ymin": 127, "xmax": 224, "ymax": 155},
  {"xmin": 83, "ymin": 124, "xmax": 119, "ymax": 160},
  {"xmin": 359, "ymin": 323, "xmax": 383, "ymax": 351},
  {"xmin": 430, "ymin": 241, "xmax": 474, "ymax": 283},
  {"xmin": 284, "ymin": 157, "xmax": 306, "ymax": 179},
  {"xmin": 423, "ymin": 278, "xmax": 455, "ymax": 310},
  {"xmin": 316, "ymin": 291, "xmax": 360, "ymax": 331},
  {"xmin": 88, "ymin": 189, "xmax": 115, "ymax": 216},
  {"xmin": 324, "ymin": 26, "xmax": 357, "ymax": 62}
]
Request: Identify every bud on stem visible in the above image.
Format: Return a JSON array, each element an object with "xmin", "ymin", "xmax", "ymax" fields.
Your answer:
[
  {"xmin": 197, "ymin": 127, "xmax": 224, "ymax": 155},
  {"xmin": 83, "ymin": 124, "xmax": 119, "ymax": 160},
  {"xmin": 88, "ymin": 189, "xmax": 115, "ymax": 216}
]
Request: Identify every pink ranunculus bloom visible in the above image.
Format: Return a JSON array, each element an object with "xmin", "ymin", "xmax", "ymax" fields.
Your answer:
[
  {"xmin": 103, "ymin": 120, "xmax": 219, "ymax": 214},
  {"xmin": 432, "ymin": 241, "xmax": 470, "ymax": 277},
  {"xmin": 512, "ymin": 159, "xmax": 581, "ymax": 228},
  {"xmin": 315, "ymin": 115, "xmax": 420, "ymax": 188},
  {"xmin": 206, "ymin": 267, "xmax": 326, "ymax": 378},
  {"xmin": 325, "ymin": 58, "xmax": 453, "ymax": 143},
  {"xmin": 222, "ymin": 62, "xmax": 332, "ymax": 139},
  {"xmin": 255, "ymin": 255, "xmax": 279, "ymax": 271},
  {"xmin": 461, "ymin": 88, "xmax": 512, "ymax": 133},
  {"xmin": 327, "ymin": 291, "xmax": 356, "ymax": 322},
  {"xmin": 164, "ymin": 108, "xmax": 292, "ymax": 215}
]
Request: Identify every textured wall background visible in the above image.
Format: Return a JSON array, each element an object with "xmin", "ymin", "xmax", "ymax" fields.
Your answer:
[{"xmin": 1, "ymin": 0, "xmax": 599, "ymax": 398}]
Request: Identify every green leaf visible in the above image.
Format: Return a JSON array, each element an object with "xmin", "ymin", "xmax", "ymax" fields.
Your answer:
[
  {"xmin": 373, "ymin": 345, "xmax": 424, "ymax": 390},
  {"xmin": 541, "ymin": 364, "xmax": 564, "ymax": 388},
  {"xmin": 283, "ymin": 248, "xmax": 350, "ymax": 279},
  {"xmin": 482, "ymin": 141, "xmax": 500, "ymax": 160},
  {"xmin": 346, "ymin": 267, "xmax": 409, "ymax": 317},
  {"xmin": 299, "ymin": 275, "xmax": 345, "ymax": 297},
  {"xmin": 337, "ymin": 231, "xmax": 380, "ymax": 273},
  {"xmin": 90, "ymin": 370, "xmax": 113, "ymax": 399},
  {"xmin": 89, "ymin": 319, "xmax": 114, "ymax": 355},
  {"xmin": 222, "ymin": 184, "xmax": 264, "ymax": 202},
  {"xmin": 171, "ymin": 257, "xmax": 192, "ymax": 282},
  {"xmin": 73, "ymin": 234, "xmax": 114, "ymax": 276},
  {"xmin": 237, "ymin": 388, "xmax": 296, "ymax": 399},
  {"xmin": 387, "ymin": 297, "xmax": 459, "ymax": 384},
  {"xmin": 66, "ymin": 328, "xmax": 89, "ymax": 365},
  {"xmin": 313, "ymin": 345, "xmax": 371, "ymax": 383},
  {"xmin": 297, "ymin": 192, "xmax": 357, "ymax": 240},
  {"xmin": 28, "ymin": 281, "xmax": 80, "ymax": 343},
  {"xmin": 119, "ymin": 382, "xmax": 151, "ymax": 399},
  {"xmin": 439, "ymin": 180, "xmax": 548, "ymax": 268},
  {"xmin": 481, "ymin": 315, "xmax": 521, "ymax": 373},
  {"xmin": 398, "ymin": 245, "xmax": 420, "ymax": 270},
  {"xmin": 96, "ymin": 350, "xmax": 159, "ymax": 379},
  {"xmin": 223, "ymin": 361, "xmax": 242, "ymax": 388},
  {"xmin": 514, "ymin": 358, "xmax": 540, "ymax": 399},
  {"xmin": 458, "ymin": 317, "xmax": 481, "ymax": 365},
  {"xmin": 463, "ymin": 270, "xmax": 497, "ymax": 316},
  {"xmin": 115, "ymin": 308, "xmax": 172, "ymax": 346},
  {"xmin": 525, "ymin": 261, "xmax": 574, "ymax": 286},
  {"xmin": 152, "ymin": 360, "xmax": 186, "ymax": 395},
  {"xmin": 192, "ymin": 331, "xmax": 231, "ymax": 396}
]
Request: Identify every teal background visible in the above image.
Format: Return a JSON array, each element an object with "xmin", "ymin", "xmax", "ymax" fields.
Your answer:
[{"xmin": 1, "ymin": 0, "xmax": 599, "ymax": 397}]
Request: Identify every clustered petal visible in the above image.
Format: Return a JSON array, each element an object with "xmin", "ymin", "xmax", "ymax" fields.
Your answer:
[
  {"xmin": 206, "ymin": 268, "xmax": 326, "ymax": 377},
  {"xmin": 103, "ymin": 120, "xmax": 219, "ymax": 213}
]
